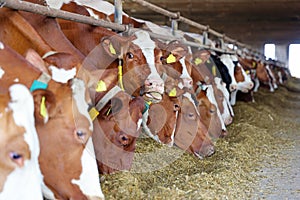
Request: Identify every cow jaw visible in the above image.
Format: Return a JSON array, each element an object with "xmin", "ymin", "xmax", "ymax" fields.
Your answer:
[{"xmin": 71, "ymin": 138, "xmax": 104, "ymax": 199}]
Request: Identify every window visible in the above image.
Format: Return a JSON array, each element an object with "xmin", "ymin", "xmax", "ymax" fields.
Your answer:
[
  {"xmin": 264, "ymin": 44, "xmax": 276, "ymax": 60},
  {"xmin": 289, "ymin": 44, "xmax": 300, "ymax": 78}
]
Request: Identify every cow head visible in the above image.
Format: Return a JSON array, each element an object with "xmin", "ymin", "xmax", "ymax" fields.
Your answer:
[
  {"xmin": 174, "ymin": 92, "xmax": 215, "ymax": 159},
  {"xmin": 33, "ymin": 79, "xmax": 104, "ymax": 199},
  {"xmin": 100, "ymin": 30, "xmax": 164, "ymax": 103},
  {"xmin": 93, "ymin": 91, "xmax": 145, "ymax": 174},
  {"xmin": 0, "ymin": 84, "xmax": 43, "ymax": 199}
]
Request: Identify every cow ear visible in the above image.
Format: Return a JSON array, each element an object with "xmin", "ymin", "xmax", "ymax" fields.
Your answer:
[
  {"xmin": 24, "ymin": 49, "xmax": 49, "ymax": 73},
  {"xmin": 101, "ymin": 37, "xmax": 120, "ymax": 58},
  {"xmin": 32, "ymin": 89, "xmax": 56, "ymax": 124}
]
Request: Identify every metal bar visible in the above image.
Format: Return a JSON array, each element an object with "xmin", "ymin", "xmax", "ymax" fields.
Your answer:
[
  {"xmin": 0, "ymin": 0, "xmax": 127, "ymax": 32},
  {"xmin": 114, "ymin": 0, "xmax": 123, "ymax": 25},
  {"xmin": 129, "ymin": 0, "xmax": 266, "ymax": 58}
]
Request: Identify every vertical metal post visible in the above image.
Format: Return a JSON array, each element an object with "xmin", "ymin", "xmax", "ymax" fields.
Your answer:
[
  {"xmin": 171, "ymin": 19, "xmax": 178, "ymax": 36},
  {"xmin": 114, "ymin": 0, "xmax": 123, "ymax": 25},
  {"xmin": 202, "ymin": 31, "xmax": 208, "ymax": 45}
]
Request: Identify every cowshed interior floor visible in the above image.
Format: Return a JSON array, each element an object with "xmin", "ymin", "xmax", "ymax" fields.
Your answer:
[{"xmin": 101, "ymin": 78, "xmax": 300, "ymax": 200}]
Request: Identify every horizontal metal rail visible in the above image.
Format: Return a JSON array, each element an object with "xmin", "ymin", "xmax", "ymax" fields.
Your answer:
[
  {"xmin": 129, "ymin": 0, "xmax": 262, "ymax": 56},
  {"xmin": 0, "ymin": 0, "xmax": 234, "ymax": 54}
]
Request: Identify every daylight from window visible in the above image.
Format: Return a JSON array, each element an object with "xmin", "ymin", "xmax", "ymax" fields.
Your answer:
[
  {"xmin": 289, "ymin": 44, "xmax": 300, "ymax": 78},
  {"xmin": 264, "ymin": 44, "xmax": 276, "ymax": 60}
]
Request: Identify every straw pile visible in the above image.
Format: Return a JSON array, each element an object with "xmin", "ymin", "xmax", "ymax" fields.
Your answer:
[{"xmin": 101, "ymin": 79, "xmax": 300, "ymax": 200}]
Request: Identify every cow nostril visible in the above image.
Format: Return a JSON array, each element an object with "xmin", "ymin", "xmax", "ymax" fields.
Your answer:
[{"xmin": 121, "ymin": 136, "xmax": 128, "ymax": 141}]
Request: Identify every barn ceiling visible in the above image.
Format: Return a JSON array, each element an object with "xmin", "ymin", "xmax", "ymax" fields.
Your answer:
[{"xmin": 112, "ymin": 0, "xmax": 300, "ymax": 48}]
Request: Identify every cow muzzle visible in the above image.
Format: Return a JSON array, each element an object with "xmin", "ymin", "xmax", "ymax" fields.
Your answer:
[{"xmin": 143, "ymin": 78, "xmax": 164, "ymax": 103}]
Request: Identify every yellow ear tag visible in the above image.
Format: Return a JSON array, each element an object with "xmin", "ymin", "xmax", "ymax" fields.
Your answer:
[
  {"xmin": 168, "ymin": 87, "xmax": 177, "ymax": 97},
  {"xmin": 246, "ymin": 70, "xmax": 250, "ymax": 75},
  {"xmin": 212, "ymin": 65, "xmax": 217, "ymax": 76},
  {"xmin": 89, "ymin": 107, "xmax": 99, "ymax": 121},
  {"xmin": 194, "ymin": 58, "xmax": 203, "ymax": 65},
  {"xmin": 109, "ymin": 43, "xmax": 116, "ymax": 55},
  {"xmin": 166, "ymin": 54, "xmax": 176, "ymax": 64},
  {"xmin": 252, "ymin": 61, "xmax": 256, "ymax": 67},
  {"xmin": 40, "ymin": 96, "xmax": 48, "ymax": 119},
  {"xmin": 96, "ymin": 80, "xmax": 107, "ymax": 92},
  {"xmin": 207, "ymin": 59, "xmax": 211, "ymax": 64}
]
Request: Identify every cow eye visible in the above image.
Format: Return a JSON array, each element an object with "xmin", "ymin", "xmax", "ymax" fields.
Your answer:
[
  {"xmin": 10, "ymin": 152, "xmax": 22, "ymax": 160},
  {"xmin": 9, "ymin": 151, "xmax": 24, "ymax": 167},
  {"xmin": 127, "ymin": 52, "xmax": 134, "ymax": 59},
  {"xmin": 76, "ymin": 130, "xmax": 87, "ymax": 143},
  {"xmin": 187, "ymin": 112, "xmax": 196, "ymax": 120}
]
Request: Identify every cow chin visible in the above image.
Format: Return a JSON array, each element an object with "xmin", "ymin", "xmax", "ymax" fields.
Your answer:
[{"xmin": 143, "ymin": 92, "xmax": 163, "ymax": 103}]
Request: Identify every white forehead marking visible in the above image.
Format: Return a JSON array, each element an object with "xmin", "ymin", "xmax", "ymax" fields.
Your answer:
[
  {"xmin": 71, "ymin": 78, "xmax": 93, "ymax": 131},
  {"xmin": 214, "ymin": 77, "xmax": 234, "ymax": 117},
  {"xmin": 132, "ymin": 30, "xmax": 161, "ymax": 78},
  {"xmin": 49, "ymin": 66, "xmax": 76, "ymax": 83},
  {"xmin": 0, "ymin": 42, "xmax": 4, "ymax": 49},
  {"xmin": 220, "ymin": 54, "xmax": 237, "ymax": 85},
  {"xmin": 183, "ymin": 92, "xmax": 200, "ymax": 116},
  {"xmin": 202, "ymin": 84, "xmax": 226, "ymax": 130},
  {"xmin": 14, "ymin": 78, "xmax": 19, "ymax": 82},
  {"xmin": 71, "ymin": 138, "xmax": 104, "ymax": 198},
  {"xmin": 0, "ymin": 67, "xmax": 4, "ymax": 79},
  {"xmin": 179, "ymin": 57, "xmax": 192, "ymax": 80}
]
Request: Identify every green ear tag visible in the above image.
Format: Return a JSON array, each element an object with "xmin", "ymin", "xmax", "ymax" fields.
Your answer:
[
  {"xmin": 109, "ymin": 43, "xmax": 116, "ymax": 55},
  {"xmin": 168, "ymin": 88, "xmax": 177, "ymax": 97},
  {"xmin": 194, "ymin": 58, "xmax": 203, "ymax": 65},
  {"xmin": 96, "ymin": 80, "xmax": 107, "ymax": 92},
  {"xmin": 40, "ymin": 96, "xmax": 48, "ymax": 119},
  {"xmin": 166, "ymin": 54, "xmax": 176, "ymax": 64},
  {"xmin": 212, "ymin": 65, "xmax": 217, "ymax": 76}
]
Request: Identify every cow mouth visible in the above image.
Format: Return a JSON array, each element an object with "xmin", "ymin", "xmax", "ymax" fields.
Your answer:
[{"xmin": 143, "ymin": 92, "xmax": 163, "ymax": 103}]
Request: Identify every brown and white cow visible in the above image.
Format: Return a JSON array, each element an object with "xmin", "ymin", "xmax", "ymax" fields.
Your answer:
[
  {"xmin": 0, "ymin": 84, "xmax": 43, "ymax": 200},
  {"xmin": 0, "ymin": 42, "xmax": 104, "ymax": 199}
]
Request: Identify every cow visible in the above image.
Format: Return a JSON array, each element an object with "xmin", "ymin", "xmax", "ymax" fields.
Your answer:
[
  {"xmin": 0, "ymin": 42, "xmax": 104, "ymax": 199},
  {"xmin": 158, "ymin": 41, "xmax": 223, "ymax": 139},
  {"xmin": 190, "ymin": 50, "xmax": 234, "ymax": 136},
  {"xmin": 0, "ymin": 84, "xmax": 43, "ymax": 200},
  {"xmin": 0, "ymin": 2, "xmax": 150, "ymax": 176},
  {"xmin": 87, "ymin": 68, "xmax": 146, "ymax": 174}
]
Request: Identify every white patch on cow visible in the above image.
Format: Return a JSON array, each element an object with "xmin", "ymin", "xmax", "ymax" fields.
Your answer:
[
  {"xmin": 178, "ymin": 82, "xmax": 184, "ymax": 89},
  {"xmin": 71, "ymin": 78, "xmax": 93, "ymax": 131},
  {"xmin": 0, "ymin": 42, "xmax": 4, "ymax": 49},
  {"xmin": 278, "ymin": 71, "xmax": 283, "ymax": 84},
  {"xmin": 0, "ymin": 67, "xmax": 4, "ymax": 79},
  {"xmin": 142, "ymin": 110, "xmax": 161, "ymax": 143},
  {"xmin": 49, "ymin": 66, "xmax": 76, "ymax": 83},
  {"xmin": 253, "ymin": 77, "xmax": 260, "ymax": 92},
  {"xmin": 202, "ymin": 84, "xmax": 227, "ymax": 131},
  {"xmin": 179, "ymin": 57, "xmax": 191, "ymax": 79},
  {"xmin": 132, "ymin": 31, "xmax": 161, "ymax": 80},
  {"xmin": 86, "ymin": 8, "xmax": 99, "ymax": 20},
  {"xmin": 14, "ymin": 78, "xmax": 19, "ymax": 82},
  {"xmin": 183, "ymin": 92, "xmax": 200, "ymax": 116},
  {"xmin": 137, "ymin": 118, "xmax": 143, "ymax": 131},
  {"xmin": 169, "ymin": 110, "xmax": 178, "ymax": 147},
  {"xmin": 220, "ymin": 54, "xmax": 237, "ymax": 88},
  {"xmin": 71, "ymin": 138, "xmax": 104, "ymax": 199},
  {"xmin": 46, "ymin": 0, "xmax": 72, "ymax": 9},
  {"xmin": 2, "ymin": 84, "xmax": 43, "ymax": 200},
  {"xmin": 214, "ymin": 77, "xmax": 234, "ymax": 118},
  {"xmin": 75, "ymin": 0, "xmax": 128, "ymax": 16}
]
